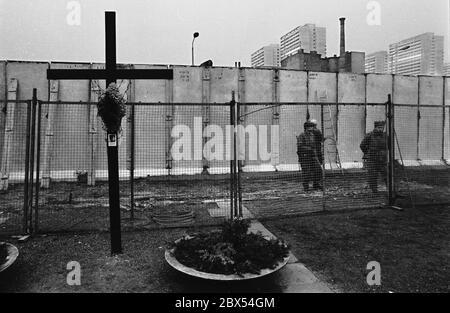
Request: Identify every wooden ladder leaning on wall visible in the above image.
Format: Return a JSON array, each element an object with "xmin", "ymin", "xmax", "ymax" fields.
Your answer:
[{"xmin": 321, "ymin": 100, "xmax": 344, "ymax": 175}]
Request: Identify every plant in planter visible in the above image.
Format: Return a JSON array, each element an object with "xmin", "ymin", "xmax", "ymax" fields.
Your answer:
[
  {"xmin": 97, "ymin": 82, "xmax": 127, "ymax": 134},
  {"xmin": 169, "ymin": 218, "xmax": 290, "ymax": 277},
  {"xmin": 0, "ymin": 243, "xmax": 7, "ymax": 264},
  {"xmin": 0, "ymin": 242, "xmax": 19, "ymax": 273}
]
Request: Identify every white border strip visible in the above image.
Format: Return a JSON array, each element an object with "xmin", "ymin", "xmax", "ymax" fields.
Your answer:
[{"xmin": 4, "ymin": 160, "xmax": 448, "ymax": 183}]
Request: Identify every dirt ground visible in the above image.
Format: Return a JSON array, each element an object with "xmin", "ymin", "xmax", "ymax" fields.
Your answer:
[{"xmin": 1, "ymin": 167, "xmax": 449, "ymax": 234}]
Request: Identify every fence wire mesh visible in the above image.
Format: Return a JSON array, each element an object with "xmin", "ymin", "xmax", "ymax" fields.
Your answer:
[
  {"xmin": 0, "ymin": 100, "xmax": 29, "ymax": 235},
  {"xmin": 238, "ymin": 103, "xmax": 387, "ymax": 221},
  {"xmin": 0, "ymin": 99, "xmax": 449, "ymax": 235},
  {"xmin": 393, "ymin": 105, "xmax": 450, "ymax": 207}
]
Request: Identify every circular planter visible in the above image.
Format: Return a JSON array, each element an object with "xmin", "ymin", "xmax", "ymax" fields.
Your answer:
[
  {"xmin": 165, "ymin": 236, "xmax": 290, "ymax": 281},
  {"xmin": 0, "ymin": 242, "xmax": 19, "ymax": 273}
]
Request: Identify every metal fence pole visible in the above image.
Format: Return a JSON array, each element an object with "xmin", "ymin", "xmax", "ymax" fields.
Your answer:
[
  {"xmin": 130, "ymin": 100, "xmax": 135, "ymax": 220},
  {"xmin": 416, "ymin": 78, "xmax": 421, "ymax": 161},
  {"xmin": 28, "ymin": 88, "xmax": 37, "ymax": 233},
  {"xmin": 387, "ymin": 94, "xmax": 395, "ymax": 206},
  {"xmin": 321, "ymin": 103, "xmax": 326, "ymax": 211},
  {"xmin": 442, "ymin": 78, "xmax": 446, "ymax": 162},
  {"xmin": 237, "ymin": 98, "xmax": 242, "ymax": 218},
  {"xmin": 229, "ymin": 92, "xmax": 235, "ymax": 219},
  {"xmin": 232, "ymin": 95, "xmax": 238, "ymax": 217},
  {"xmin": 391, "ymin": 95, "xmax": 397, "ymax": 200},
  {"xmin": 34, "ymin": 99, "xmax": 42, "ymax": 233},
  {"xmin": 23, "ymin": 99, "xmax": 32, "ymax": 234}
]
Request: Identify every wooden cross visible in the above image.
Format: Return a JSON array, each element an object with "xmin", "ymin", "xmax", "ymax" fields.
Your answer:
[{"xmin": 47, "ymin": 11, "xmax": 173, "ymax": 255}]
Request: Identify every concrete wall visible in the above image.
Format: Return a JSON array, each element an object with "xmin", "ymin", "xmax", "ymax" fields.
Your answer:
[
  {"xmin": 6, "ymin": 61, "xmax": 49, "ymax": 173},
  {"xmin": 49, "ymin": 62, "xmax": 90, "ymax": 176},
  {"xmin": 337, "ymin": 73, "xmax": 365, "ymax": 164},
  {"xmin": 0, "ymin": 60, "xmax": 448, "ymax": 184},
  {"xmin": 308, "ymin": 72, "xmax": 338, "ymax": 166},
  {"xmin": 278, "ymin": 70, "xmax": 307, "ymax": 170},
  {"xmin": 366, "ymin": 74, "xmax": 392, "ymax": 133},
  {"xmin": 240, "ymin": 68, "xmax": 273, "ymax": 170},
  {"xmin": 393, "ymin": 75, "xmax": 419, "ymax": 162},
  {"xmin": 209, "ymin": 67, "xmax": 238, "ymax": 173},
  {"xmin": 132, "ymin": 64, "xmax": 167, "ymax": 176},
  {"xmin": 418, "ymin": 76, "xmax": 444, "ymax": 162}
]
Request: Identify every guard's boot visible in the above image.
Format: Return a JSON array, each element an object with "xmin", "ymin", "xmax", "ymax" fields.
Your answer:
[{"xmin": 303, "ymin": 183, "xmax": 310, "ymax": 192}]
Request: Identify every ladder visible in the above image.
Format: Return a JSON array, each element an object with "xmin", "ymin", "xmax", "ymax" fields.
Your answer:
[{"xmin": 317, "ymin": 91, "xmax": 343, "ymax": 174}]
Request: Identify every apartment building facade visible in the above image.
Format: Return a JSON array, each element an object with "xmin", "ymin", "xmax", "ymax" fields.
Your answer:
[
  {"xmin": 280, "ymin": 24, "xmax": 326, "ymax": 61},
  {"xmin": 251, "ymin": 44, "xmax": 281, "ymax": 67},
  {"xmin": 388, "ymin": 33, "xmax": 444, "ymax": 75},
  {"xmin": 365, "ymin": 51, "xmax": 388, "ymax": 73}
]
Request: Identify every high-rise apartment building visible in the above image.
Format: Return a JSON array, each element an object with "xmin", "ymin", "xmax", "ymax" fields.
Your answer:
[
  {"xmin": 280, "ymin": 24, "xmax": 326, "ymax": 61},
  {"xmin": 251, "ymin": 44, "xmax": 281, "ymax": 67},
  {"xmin": 388, "ymin": 33, "xmax": 444, "ymax": 76},
  {"xmin": 365, "ymin": 51, "xmax": 388, "ymax": 73},
  {"xmin": 281, "ymin": 17, "xmax": 364, "ymax": 74},
  {"xmin": 444, "ymin": 63, "xmax": 450, "ymax": 76}
]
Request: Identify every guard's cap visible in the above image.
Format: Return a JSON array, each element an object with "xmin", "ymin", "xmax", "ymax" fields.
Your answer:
[
  {"xmin": 374, "ymin": 121, "xmax": 385, "ymax": 127},
  {"xmin": 304, "ymin": 121, "xmax": 315, "ymax": 128}
]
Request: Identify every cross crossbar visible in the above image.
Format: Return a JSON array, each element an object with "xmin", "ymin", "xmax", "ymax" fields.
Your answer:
[{"xmin": 47, "ymin": 69, "xmax": 173, "ymax": 80}]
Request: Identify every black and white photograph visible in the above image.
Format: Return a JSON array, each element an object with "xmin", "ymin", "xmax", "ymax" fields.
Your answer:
[{"xmin": 0, "ymin": 0, "xmax": 448, "ymax": 302}]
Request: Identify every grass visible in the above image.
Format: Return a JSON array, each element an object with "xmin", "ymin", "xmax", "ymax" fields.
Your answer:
[
  {"xmin": 264, "ymin": 205, "xmax": 450, "ymax": 293},
  {"xmin": 0, "ymin": 204, "xmax": 448, "ymax": 292},
  {"xmin": 0, "ymin": 227, "xmax": 285, "ymax": 293}
]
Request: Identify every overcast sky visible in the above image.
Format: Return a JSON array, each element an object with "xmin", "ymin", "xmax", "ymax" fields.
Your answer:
[{"xmin": 0, "ymin": 0, "xmax": 449, "ymax": 66}]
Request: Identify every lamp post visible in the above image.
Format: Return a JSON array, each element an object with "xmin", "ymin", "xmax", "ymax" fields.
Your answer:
[{"xmin": 192, "ymin": 32, "xmax": 199, "ymax": 66}]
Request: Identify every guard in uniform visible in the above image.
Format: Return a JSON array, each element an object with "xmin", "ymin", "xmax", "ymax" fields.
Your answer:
[
  {"xmin": 297, "ymin": 121, "xmax": 323, "ymax": 192},
  {"xmin": 360, "ymin": 121, "xmax": 387, "ymax": 193}
]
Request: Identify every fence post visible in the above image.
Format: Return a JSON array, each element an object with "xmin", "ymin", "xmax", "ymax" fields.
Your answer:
[
  {"xmin": 165, "ymin": 75, "xmax": 174, "ymax": 173},
  {"xmin": 233, "ymin": 93, "xmax": 239, "ymax": 217},
  {"xmin": 271, "ymin": 69, "xmax": 280, "ymax": 170},
  {"xmin": 34, "ymin": 99, "xmax": 42, "ymax": 233},
  {"xmin": 201, "ymin": 67, "xmax": 211, "ymax": 174},
  {"xmin": 28, "ymin": 88, "xmax": 37, "ymax": 233},
  {"xmin": 387, "ymin": 94, "xmax": 395, "ymax": 206},
  {"xmin": 23, "ymin": 99, "xmax": 31, "ymax": 234},
  {"xmin": 229, "ymin": 92, "xmax": 235, "ymax": 219},
  {"xmin": 416, "ymin": 78, "xmax": 421, "ymax": 161},
  {"xmin": 238, "ymin": 68, "xmax": 246, "ymax": 169},
  {"xmin": 41, "ymin": 80, "xmax": 58, "ymax": 188},
  {"xmin": 236, "ymin": 97, "xmax": 242, "ymax": 218},
  {"xmin": 130, "ymin": 100, "xmax": 135, "ymax": 220},
  {"xmin": 321, "ymin": 102, "xmax": 326, "ymax": 211},
  {"xmin": 442, "ymin": 77, "xmax": 446, "ymax": 163},
  {"xmin": 88, "ymin": 81, "xmax": 99, "ymax": 186}
]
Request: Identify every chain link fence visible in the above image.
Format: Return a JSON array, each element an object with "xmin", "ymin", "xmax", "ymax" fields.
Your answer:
[
  {"xmin": 0, "ymin": 100, "xmax": 29, "ymax": 235},
  {"xmin": 0, "ymin": 96, "xmax": 449, "ymax": 235}
]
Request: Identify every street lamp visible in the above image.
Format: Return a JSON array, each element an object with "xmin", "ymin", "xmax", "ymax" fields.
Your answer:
[{"xmin": 192, "ymin": 32, "xmax": 199, "ymax": 66}]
